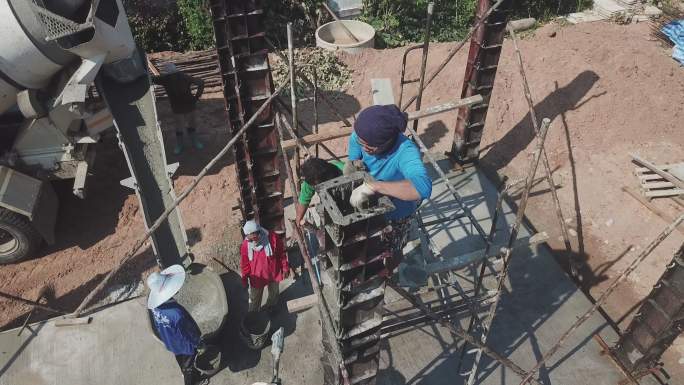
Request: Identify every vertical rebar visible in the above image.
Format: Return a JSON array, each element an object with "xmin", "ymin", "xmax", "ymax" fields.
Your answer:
[
  {"xmin": 412, "ymin": 2, "xmax": 434, "ymax": 133},
  {"xmin": 518, "ymin": 214, "xmax": 684, "ymax": 385},
  {"xmin": 507, "ymin": 25, "xmax": 577, "ymax": 277},
  {"xmin": 313, "ymin": 68, "xmax": 319, "ymax": 158},
  {"xmin": 466, "ymin": 118, "xmax": 552, "ymax": 385},
  {"xmin": 287, "ymin": 23, "xmax": 301, "ymax": 177}
]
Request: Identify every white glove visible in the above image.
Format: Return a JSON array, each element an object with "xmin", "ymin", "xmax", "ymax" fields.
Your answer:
[{"xmin": 349, "ymin": 182, "xmax": 375, "ymax": 209}]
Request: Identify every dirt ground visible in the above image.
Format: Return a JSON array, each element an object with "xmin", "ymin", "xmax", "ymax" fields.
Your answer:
[{"xmin": 1, "ymin": 18, "xmax": 683, "ymax": 377}]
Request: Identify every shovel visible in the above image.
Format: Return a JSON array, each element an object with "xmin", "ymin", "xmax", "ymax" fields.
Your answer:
[{"xmin": 250, "ymin": 326, "xmax": 285, "ymax": 385}]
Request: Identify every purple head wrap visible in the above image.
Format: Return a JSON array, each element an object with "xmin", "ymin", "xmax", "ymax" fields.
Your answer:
[{"xmin": 354, "ymin": 105, "xmax": 408, "ymax": 152}]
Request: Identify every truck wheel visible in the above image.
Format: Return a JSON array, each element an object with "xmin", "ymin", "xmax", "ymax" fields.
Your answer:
[{"xmin": 0, "ymin": 208, "xmax": 42, "ymax": 264}]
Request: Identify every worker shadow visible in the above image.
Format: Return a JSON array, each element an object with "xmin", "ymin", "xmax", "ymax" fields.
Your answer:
[
  {"xmin": 417, "ymin": 120, "xmax": 449, "ymax": 149},
  {"xmin": 216, "ymin": 270, "xmax": 302, "ymax": 373},
  {"xmin": 480, "ymin": 70, "xmax": 603, "ymax": 170}
]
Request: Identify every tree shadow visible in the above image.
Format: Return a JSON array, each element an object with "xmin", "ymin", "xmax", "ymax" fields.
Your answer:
[
  {"xmin": 296, "ymin": 90, "xmax": 361, "ymax": 127},
  {"xmin": 0, "ymin": 246, "xmax": 156, "ymax": 331},
  {"xmin": 480, "ymin": 70, "xmax": 602, "ymax": 170}
]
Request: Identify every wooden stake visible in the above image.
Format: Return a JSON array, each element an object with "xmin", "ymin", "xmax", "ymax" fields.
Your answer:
[{"xmin": 321, "ymin": 3, "xmax": 360, "ymax": 43}]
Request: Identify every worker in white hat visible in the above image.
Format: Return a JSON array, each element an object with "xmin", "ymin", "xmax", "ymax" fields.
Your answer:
[
  {"xmin": 147, "ymin": 264, "xmax": 202, "ymax": 385},
  {"xmin": 240, "ymin": 220, "xmax": 290, "ymax": 312},
  {"xmin": 152, "ymin": 62, "xmax": 205, "ymax": 155}
]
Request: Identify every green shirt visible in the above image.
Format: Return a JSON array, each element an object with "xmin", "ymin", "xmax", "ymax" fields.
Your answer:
[{"xmin": 298, "ymin": 160, "xmax": 345, "ymax": 205}]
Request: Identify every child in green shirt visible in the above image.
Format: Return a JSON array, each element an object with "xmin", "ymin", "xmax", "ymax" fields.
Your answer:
[{"xmin": 296, "ymin": 158, "xmax": 345, "ymax": 225}]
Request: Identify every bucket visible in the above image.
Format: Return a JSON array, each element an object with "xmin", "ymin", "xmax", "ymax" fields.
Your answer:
[
  {"xmin": 239, "ymin": 310, "xmax": 272, "ymax": 350},
  {"xmin": 194, "ymin": 344, "xmax": 222, "ymax": 376},
  {"xmin": 315, "ymin": 20, "xmax": 375, "ymax": 54}
]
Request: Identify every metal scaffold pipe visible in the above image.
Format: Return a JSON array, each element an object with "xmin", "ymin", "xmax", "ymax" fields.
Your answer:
[{"xmin": 71, "ymin": 80, "xmax": 290, "ymax": 318}]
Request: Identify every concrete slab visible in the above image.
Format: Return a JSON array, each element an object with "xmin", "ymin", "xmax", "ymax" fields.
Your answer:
[
  {"xmin": 0, "ymin": 273, "xmax": 323, "ymax": 385},
  {"xmin": 383, "ymin": 162, "xmax": 661, "ymax": 385},
  {"xmin": 0, "ymin": 163, "xmax": 663, "ymax": 385}
]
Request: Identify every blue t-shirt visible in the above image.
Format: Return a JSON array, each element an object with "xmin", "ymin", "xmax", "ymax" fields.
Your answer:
[
  {"xmin": 348, "ymin": 132, "xmax": 432, "ymax": 220},
  {"xmin": 152, "ymin": 301, "xmax": 201, "ymax": 356}
]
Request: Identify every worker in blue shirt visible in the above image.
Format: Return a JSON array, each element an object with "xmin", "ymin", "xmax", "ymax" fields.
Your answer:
[
  {"xmin": 347, "ymin": 104, "xmax": 432, "ymax": 272},
  {"xmin": 148, "ymin": 265, "xmax": 202, "ymax": 385}
]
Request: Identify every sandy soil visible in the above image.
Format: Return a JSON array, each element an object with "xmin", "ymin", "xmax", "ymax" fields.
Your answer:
[{"xmin": 1, "ymin": 18, "xmax": 683, "ymax": 377}]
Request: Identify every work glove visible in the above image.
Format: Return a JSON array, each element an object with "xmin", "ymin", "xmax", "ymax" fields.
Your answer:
[
  {"xmin": 349, "ymin": 182, "xmax": 375, "ymax": 209},
  {"xmin": 343, "ymin": 160, "xmax": 366, "ymax": 176}
]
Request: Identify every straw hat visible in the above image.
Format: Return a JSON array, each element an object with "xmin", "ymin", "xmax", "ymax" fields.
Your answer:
[{"xmin": 146, "ymin": 264, "xmax": 186, "ymax": 309}]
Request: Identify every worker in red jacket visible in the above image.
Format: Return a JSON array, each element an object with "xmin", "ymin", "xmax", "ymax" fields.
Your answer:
[{"xmin": 240, "ymin": 220, "xmax": 289, "ymax": 312}]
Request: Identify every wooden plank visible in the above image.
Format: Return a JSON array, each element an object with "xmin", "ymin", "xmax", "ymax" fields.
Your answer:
[
  {"xmin": 622, "ymin": 186, "xmax": 684, "ymax": 235},
  {"xmin": 281, "ymin": 127, "xmax": 352, "ymax": 151},
  {"xmin": 425, "ymin": 232, "xmax": 549, "ymax": 276},
  {"xmin": 634, "ymin": 164, "xmax": 673, "ymax": 174},
  {"xmin": 638, "ymin": 174, "xmax": 666, "ymax": 182},
  {"xmin": 281, "ymin": 96, "xmax": 484, "ymax": 151},
  {"xmin": 641, "ymin": 181, "xmax": 676, "ymax": 189},
  {"xmin": 371, "ymin": 78, "xmax": 395, "ymax": 106},
  {"xmin": 644, "ymin": 189, "xmax": 684, "ymax": 198},
  {"xmin": 54, "ymin": 316, "xmax": 93, "ymax": 327},
  {"xmin": 287, "ymin": 294, "xmax": 318, "ymax": 313},
  {"xmin": 631, "ymin": 154, "xmax": 684, "ymax": 191}
]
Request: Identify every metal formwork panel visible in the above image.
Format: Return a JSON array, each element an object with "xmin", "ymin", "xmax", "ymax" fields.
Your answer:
[
  {"xmin": 451, "ymin": 0, "xmax": 513, "ymax": 163},
  {"xmin": 208, "ymin": 0, "xmax": 284, "ymax": 233},
  {"xmin": 613, "ymin": 245, "xmax": 684, "ymax": 372},
  {"xmin": 316, "ymin": 173, "xmax": 393, "ymax": 385}
]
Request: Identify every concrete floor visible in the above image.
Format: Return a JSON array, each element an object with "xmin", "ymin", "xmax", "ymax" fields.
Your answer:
[{"xmin": 0, "ymin": 164, "xmax": 667, "ymax": 385}]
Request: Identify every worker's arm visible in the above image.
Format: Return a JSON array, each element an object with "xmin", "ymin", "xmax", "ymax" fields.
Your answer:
[
  {"xmin": 191, "ymin": 77, "xmax": 205, "ymax": 101},
  {"xmin": 367, "ymin": 179, "xmax": 421, "ymax": 201},
  {"xmin": 296, "ymin": 202, "xmax": 308, "ymax": 226},
  {"xmin": 388, "ymin": 142, "xmax": 432, "ymax": 201},
  {"xmin": 296, "ymin": 180, "xmax": 316, "ymax": 225},
  {"xmin": 240, "ymin": 242, "xmax": 250, "ymax": 287},
  {"xmin": 274, "ymin": 234, "xmax": 290, "ymax": 278},
  {"xmin": 351, "ymin": 142, "xmax": 431, "ymax": 207}
]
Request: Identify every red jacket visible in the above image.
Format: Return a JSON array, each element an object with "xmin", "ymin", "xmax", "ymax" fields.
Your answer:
[{"xmin": 240, "ymin": 231, "xmax": 289, "ymax": 289}]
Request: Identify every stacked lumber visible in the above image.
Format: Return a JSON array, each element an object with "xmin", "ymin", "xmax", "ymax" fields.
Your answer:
[
  {"xmin": 149, "ymin": 50, "xmax": 222, "ymax": 98},
  {"xmin": 593, "ymin": 0, "xmax": 630, "ymax": 18},
  {"xmin": 633, "ymin": 161, "xmax": 684, "ymax": 199},
  {"xmin": 615, "ymin": 0, "xmax": 639, "ymax": 7}
]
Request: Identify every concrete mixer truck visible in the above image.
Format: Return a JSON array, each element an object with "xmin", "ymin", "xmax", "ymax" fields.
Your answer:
[{"xmin": 0, "ymin": 0, "xmax": 189, "ymax": 267}]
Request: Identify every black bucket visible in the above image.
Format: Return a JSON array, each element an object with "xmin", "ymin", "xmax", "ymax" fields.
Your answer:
[
  {"xmin": 194, "ymin": 344, "xmax": 221, "ymax": 376},
  {"xmin": 239, "ymin": 310, "xmax": 271, "ymax": 350}
]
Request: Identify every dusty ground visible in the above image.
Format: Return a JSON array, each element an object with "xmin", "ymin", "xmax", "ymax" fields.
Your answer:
[{"xmin": 1, "ymin": 18, "xmax": 683, "ymax": 378}]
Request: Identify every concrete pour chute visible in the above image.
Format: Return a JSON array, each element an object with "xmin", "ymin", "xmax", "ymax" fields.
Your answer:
[{"xmin": 97, "ymin": 71, "xmax": 189, "ymax": 268}]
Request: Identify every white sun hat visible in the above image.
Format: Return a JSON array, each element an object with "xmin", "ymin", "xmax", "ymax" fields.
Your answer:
[
  {"xmin": 243, "ymin": 220, "xmax": 259, "ymax": 235},
  {"xmin": 146, "ymin": 264, "xmax": 186, "ymax": 309}
]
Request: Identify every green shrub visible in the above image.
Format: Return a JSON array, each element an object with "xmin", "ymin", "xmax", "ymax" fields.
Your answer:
[
  {"xmin": 360, "ymin": 0, "xmax": 594, "ymax": 48},
  {"xmin": 271, "ymin": 48, "xmax": 353, "ymax": 98},
  {"xmin": 123, "ymin": 0, "xmax": 191, "ymax": 52},
  {"xmin": 177, "ymin": 0, "xmax": 215, "ymax": 50}
]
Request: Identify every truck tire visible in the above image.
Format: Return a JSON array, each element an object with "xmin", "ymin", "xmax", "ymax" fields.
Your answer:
[{"xmin": 0, "ymin": 208, "xmax": 42, "ymax": 264}]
